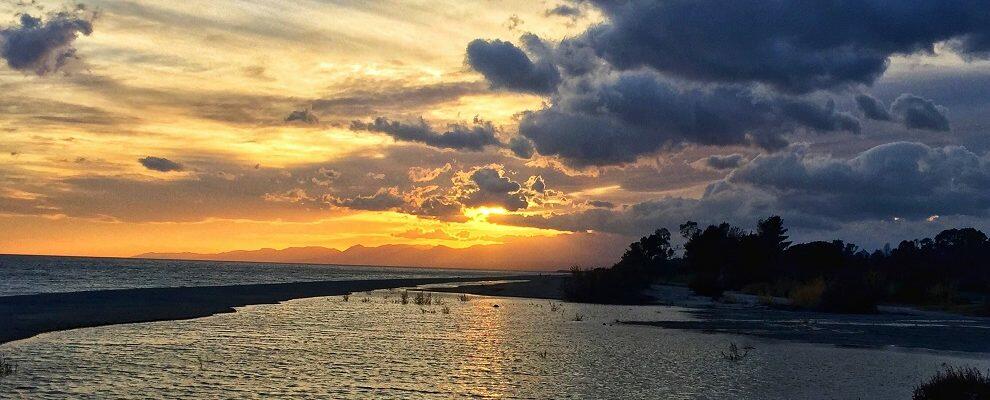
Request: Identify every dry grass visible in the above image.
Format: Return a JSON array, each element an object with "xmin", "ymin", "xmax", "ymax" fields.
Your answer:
[
  {"xmin": 572, "ymin": 313, "xmax": 584, "ymax": 322},
  {"xmin": 399, "ymin": 290, "xmax": 409, "ymax": 305},
  {"xmin": 458, "ymin": 293, "xmax": 470, "ymax": 302},
  {"xmin": 441, "ymin": 305, "xmax": 451, "ymax": 314},
  {"xmin": 341, "ymin": 294, "xmax": 349, "ymax": 302}
]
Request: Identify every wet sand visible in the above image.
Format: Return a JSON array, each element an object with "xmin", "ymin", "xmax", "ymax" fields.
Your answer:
[
  {"xmin": 428, "ymin": 275, "xmax": 568, "ymax": 300},
  {"xmin": 0, "ymin": 275, "xmax": 540, "ymax": 344}
]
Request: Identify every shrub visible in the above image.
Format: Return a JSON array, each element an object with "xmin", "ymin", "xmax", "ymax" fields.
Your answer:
[
  {"xmin": 789, "ymin": 278, "xmax": 826, "ymax": 309},
  {"xmin": 457, "ymin": 293, "xmax": 470, "ymax": 302},
  {"xmin": 913, "ymin": 365, "xmax": 990, "ymax": 400},
  {"xmin": 399, "ymin": 290, "xmax": 409, "ymax": 305},
  {"xmin": 819, "ymin": 276, "xmax": 879, "ymax": 313}
]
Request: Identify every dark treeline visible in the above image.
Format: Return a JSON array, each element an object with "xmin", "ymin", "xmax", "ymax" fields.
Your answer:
[{"xmin": 564, "ymin": 216, "xmax": 990, "ymax": 313}]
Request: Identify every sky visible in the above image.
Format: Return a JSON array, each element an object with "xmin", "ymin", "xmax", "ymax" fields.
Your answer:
[{"xmin": 1, "ymin": 0, "xmax": 989, "ymax": 265}]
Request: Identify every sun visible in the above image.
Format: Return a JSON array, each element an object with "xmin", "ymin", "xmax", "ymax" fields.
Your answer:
[{"xmin": 463, "ymin": 206, "xmax": 508, "ymax": 221}]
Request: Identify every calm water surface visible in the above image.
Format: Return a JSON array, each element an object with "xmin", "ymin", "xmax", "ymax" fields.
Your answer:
[
  {"xmin": 0, "ymin": 255, "xmax": 515, "ymax": 296},
  {"xmin": 2, "ymin": 290, "xmax": 987, "ymax": 399}
]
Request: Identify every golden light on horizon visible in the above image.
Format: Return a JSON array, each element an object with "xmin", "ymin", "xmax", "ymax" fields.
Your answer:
[{"xmin": 463, "ymin": 206, "xmax": 509, "ymax": 221}]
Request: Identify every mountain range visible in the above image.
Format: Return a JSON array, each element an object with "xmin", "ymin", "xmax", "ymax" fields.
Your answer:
[{"xmin": 135, "ymin": 233, "xmax": 628, "ymax": 270}]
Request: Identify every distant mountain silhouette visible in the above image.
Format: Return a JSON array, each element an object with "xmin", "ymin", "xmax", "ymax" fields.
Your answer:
[{"xmin": 134, "ymin": 233, "xmax": 628, "ymax": 270}]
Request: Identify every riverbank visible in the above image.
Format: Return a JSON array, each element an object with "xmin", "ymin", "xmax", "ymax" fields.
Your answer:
[{"xmin": 0, "ymin": 275, "xmax": 533, "ymax": 344}]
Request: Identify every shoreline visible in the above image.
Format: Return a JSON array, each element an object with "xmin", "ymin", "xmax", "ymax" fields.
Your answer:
[{"xmin": 0, "ymin": 275, "xmax": 544, "ymax": 345}]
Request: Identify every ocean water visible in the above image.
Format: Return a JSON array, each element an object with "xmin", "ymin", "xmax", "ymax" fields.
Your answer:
[
  {"xmin": 0, "ymin": 255, "xmax": 515, "ymax": 296},
  {"xmin": 2, "ymin": 289, "xmax": 988, "ymax": 399}
]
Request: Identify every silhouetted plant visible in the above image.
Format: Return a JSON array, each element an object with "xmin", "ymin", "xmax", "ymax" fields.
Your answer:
[
  {"xmin": 413, "ymin": 291, "xmax": 432, "ymax": 305},
  {"xmin": 720, "ymin": 342, "xmax": 753, "ymax": 361},
  {"xmin": 572, "ymin": 313, "xmax": 584, "ymax": 321},
  {"xmin": 457, "ymin": 293, "xmax": 470, "ymax": 302},
  {"xmin": 399, "ymin": 290, "xmax": 409, "ymax": 305},
  {"xmin": 913, "ymin": 365, "xmax": 990, "ymax": 400},
  {"xmin": 0, "ymin": 355, "xmax": 15, "ymax": 378},
  {"xmin": 341, "ymin": 294, "xmax": 349, "ymax": 302}
]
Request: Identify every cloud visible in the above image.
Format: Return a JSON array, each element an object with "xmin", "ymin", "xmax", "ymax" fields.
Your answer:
[
  {"xmin": 461, "ymin": 166, "xmax": 528, "ymax": 211},
  {"xmin": 730, "ymin": 142, "xmax": 988, "ymax": 220},
  {"xmin": 326, "ymin": 187, "xmax": 405, "ymax": 211},
  {"xmin": 263, "ymin": 188, "xmax": 312, "ymax": 203},
  {"xmin": 496, "ymin": 143, "xmax": 990, "ymax": 245},
  {"xmin": 311, "ymin": 167, "xmax": 340, "ymax": 187},
  {"xmin": 408, "ymin": 163, "xmax": 451, "ymax": 182},
  {"xmin": 466, "ymin": 34, "xmax": 560, "ymax": 94},
  {"xmin": 138, "ymin": 156, "xmax": 184, "ymax": 172},
  {"xmin": 855, "ymin": 94, "xmax": 893, "ymax": 121},
  {"xmin": 351, "ymin": 117, "xmax": 502, "ymax": 151},
  {"xmin": 575, "ymin": 0, "xmax": 990, "ymax": 93},
  {"xmin": 890, "ymin": 94, "xmax": 951, "ymax": 131},
  {"xmin": 508, "ymin": 136, "xmax": 536, "ymax": 159},
  {"xmin": 586, "ymin": 200, "xmax": 614, "ymax": 209},
  {"xmin": 518, "ymin": 71, "xmax": 860, "ymax": 166},
  {"xmin": 285, "ymin": 109, "xmax": 319, "ymax": 124},
  {"xmin": 545, "ymin": 4, "xmax": 583, "ymax": 19},
  {"xmin": 699, "ymin": 154, "xmax": 746, "ymax": 170},
  {"xmin": 310, "ymin": 81, "xmax": 486, "ymax": 118},
  {"xmin": 0, "ymin": 9, "xmax": 95, "ymax": 76}
]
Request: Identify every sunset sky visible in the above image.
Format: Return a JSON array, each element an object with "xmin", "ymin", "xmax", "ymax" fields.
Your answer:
[{"xmin": 2, "ymin": 1, "xmax": 990, "ymax": 264}]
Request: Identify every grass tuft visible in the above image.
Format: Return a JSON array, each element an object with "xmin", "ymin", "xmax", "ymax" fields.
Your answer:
[
  {"xmin": 913, "ymin": 365, "xmax": 990, "ymax": 400},
  {"xmin": 0, "ymin": 355, "xmax": 15, "ymax": 378},
  {"xmin": 720, "ymin": 342, "xmax": 753, "ymax": 361}
]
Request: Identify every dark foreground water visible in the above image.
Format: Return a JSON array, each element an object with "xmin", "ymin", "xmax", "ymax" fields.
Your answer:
[
  {"xmin": 0, "ymin": 255, "xmax": 513, "ymax": 296},
  {"xmin": 2, "ymin": 290, "xmax": 988, "ymax": 399}
]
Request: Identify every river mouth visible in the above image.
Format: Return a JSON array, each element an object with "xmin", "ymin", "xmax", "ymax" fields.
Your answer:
[{"xmin": 2, "ymin": 289, "xmax": 988, "ymax": 399}]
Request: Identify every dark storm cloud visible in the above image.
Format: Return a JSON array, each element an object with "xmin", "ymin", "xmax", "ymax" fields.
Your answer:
[
  {"xmin": 730, "ymin": 142, "xmax": 990, "ymax": 220},
  {"xmin": 855, "ymin": 94, "xmax": 893, "ymax": 121},
  {"xmin": 350, "ymin": 117, "xmax": 502, "ymax": 151},
  {"xmin": 497, "ymin": 142, "xmax": 990, "ymax": 242},
  {"xmin": 508, "ymin": 136, "xmax": 536, "ymax": 159},
  {"xmin": 0, "ymin": 10, "xmax": 95, "ymax": 76},
  {"xmin": 285, "ymin": 109, "xmax": 319, "ymax": 124},
  {"xmin": 702, "ymin": 154, "xmax": 746, "ymax": 170},
  {"xmin": 518, "ymin": 71, "xmax": 860, "ymax": 166},
  {"xmin": 890, "ymin": 94, "xmax": 951, "ymax": 131},
  {"xmin": 138, "ymin": 156, "xmax": 184, "ymax": 172},
  {"xmin": 462, "ymin": 166, "xmax": 528, "ymax": 211},
  {"xmin": 577, "ymin": 0, "xmax": 990, "ymax": 93},
  {"xmin": 466, "ymin": 35, "xmax": 560, "ymax": 94}
]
